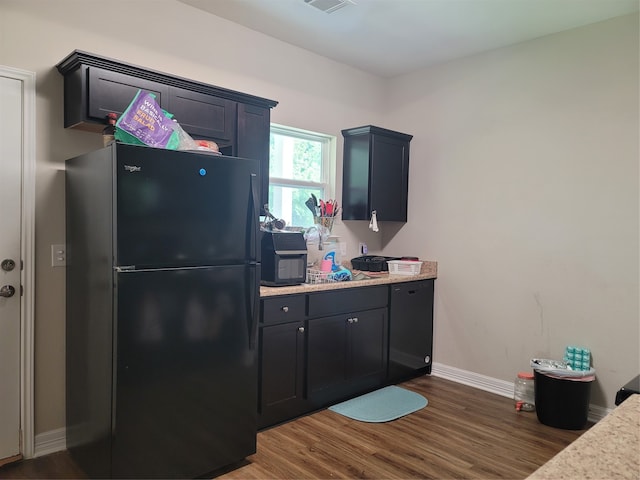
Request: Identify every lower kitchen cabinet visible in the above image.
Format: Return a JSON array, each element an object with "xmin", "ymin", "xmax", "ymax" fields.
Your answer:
[
  {"xmin": 307, "ymin": 307, "xmax": 388, "ymax": 406},
  {"xmin": 388, "ymin": 279, "xmax": 434, "ymax": 382},
  {"xmin": 258, "ymin": 320, "xmax": 307, "ymax": 429},
  {"xmin": 258, "ymin": 295, "xmax": 307, "ymax": 428},
  {"xmin": 258, "ymin": 280, "xmax": 434, "ymax": 428}
]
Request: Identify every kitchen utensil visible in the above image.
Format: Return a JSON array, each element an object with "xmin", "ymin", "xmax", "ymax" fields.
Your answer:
[
  {"xmin": 305, "ymin": 196, "xmax": 317, "ymax": 215},
  {"xmin": 263, "ymin": 204, "xmax": 286, "ymax": 230}
]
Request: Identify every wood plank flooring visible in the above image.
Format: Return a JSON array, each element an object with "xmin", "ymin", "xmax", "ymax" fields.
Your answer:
[{"xmin": 0, "ymin": 375, "xmax": 588, "ymax": 479}]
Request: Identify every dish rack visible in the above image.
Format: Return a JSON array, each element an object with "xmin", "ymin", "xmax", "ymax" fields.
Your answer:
[
  {"xmin": 306, "ymin": 268, "xmax": 337, "ymax": 284},
  {"xmin": 386, "ymin": 260, "xmax": 423, "ymax": 276}
]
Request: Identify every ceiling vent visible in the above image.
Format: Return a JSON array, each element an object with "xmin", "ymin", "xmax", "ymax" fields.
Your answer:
[{"xmin": 304, "ymin": 0, "xmax": 355, "ymax": 14}]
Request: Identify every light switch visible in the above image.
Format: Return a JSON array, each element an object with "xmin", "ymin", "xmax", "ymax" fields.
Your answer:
[{"xmin": 51, "ymin": 244, "xmax": 66, "ymax": 267}]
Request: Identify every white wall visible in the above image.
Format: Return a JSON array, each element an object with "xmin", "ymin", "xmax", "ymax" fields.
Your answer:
[
  {"xmin": 0, "ymin": 0, "xmax": 636, "ymax": 439},
  {"xmin": 385, "ymin": 13, "xmax": 639, "ymax": 408},
  {"xmin": 0, "ymin": 0, "xmax": 385, "ymax": 435}
]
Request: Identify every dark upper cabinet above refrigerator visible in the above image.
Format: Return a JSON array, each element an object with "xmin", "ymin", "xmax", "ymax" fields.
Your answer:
[
  {"xmin": 341, "ymin": 125, "xmax": 413, "ymax": 222},
  {"xmin": 166, "ymin": 87, "xmax": 237, "ymax": 147},
  {"xmin": 56, "ymin": 50, "xmax": 277, "ymax": 210},
  {"xmin": 84, "ymin": 66, "xmax": 170, "ymax": 125}
]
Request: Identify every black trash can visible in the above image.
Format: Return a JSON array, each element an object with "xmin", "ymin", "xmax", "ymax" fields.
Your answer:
[{"xmin": 534, "ymin": 370, "xmax": 594, "ymax": 430}]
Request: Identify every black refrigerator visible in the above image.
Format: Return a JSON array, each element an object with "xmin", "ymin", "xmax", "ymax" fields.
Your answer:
[{"xmin": 65, "ymin": 143, "xmax": 261, "ymax": 478}]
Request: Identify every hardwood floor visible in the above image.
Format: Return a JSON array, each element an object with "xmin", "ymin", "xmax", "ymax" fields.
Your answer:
[{"xmin": 0, "ymin": 376, "xmax": 588, "ymax": 479}]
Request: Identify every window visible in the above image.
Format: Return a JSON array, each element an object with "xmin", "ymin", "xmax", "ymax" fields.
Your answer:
[{"xmin": 268, "ymin": 124, "xmax": 335, "ymax": 228}]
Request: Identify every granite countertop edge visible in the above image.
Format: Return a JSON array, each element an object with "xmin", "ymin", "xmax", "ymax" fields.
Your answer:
[
  {"xmin": 260, "ymin": 260, "xmax": 438, "ymax": 298},
  {"xmin": 526, "ymin": 393, "xmax": 640, "ymax": 479}
]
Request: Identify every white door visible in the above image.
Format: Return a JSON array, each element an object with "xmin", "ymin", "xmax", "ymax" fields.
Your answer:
[{"xmin": 0, "ymin": 68, "xmax": 35, "ymax": 464}]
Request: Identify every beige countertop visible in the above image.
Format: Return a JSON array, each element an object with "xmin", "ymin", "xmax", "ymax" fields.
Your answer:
[
  {"xmin": 527, "ymin": 394, "xmax": 640, "ymax": 480},
  {"xmin": 260, "ymin": 260, "xmax": 437, "ymax": 297}
]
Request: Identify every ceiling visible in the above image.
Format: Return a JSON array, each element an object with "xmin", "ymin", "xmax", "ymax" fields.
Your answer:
[{"xmin": 177, "ymin": 0, "xmax": 638, "ymax": 78}]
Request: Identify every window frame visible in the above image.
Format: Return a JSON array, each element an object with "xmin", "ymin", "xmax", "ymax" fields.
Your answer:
[{"xmin": 268, "ymin": 123, "xmax": 336, "ymax": 227}]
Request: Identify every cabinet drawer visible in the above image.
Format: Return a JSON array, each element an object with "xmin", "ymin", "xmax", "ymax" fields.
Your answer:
[
  {"xmin": 261, "ymin": 295, "xmax": 306, "ymax": 324},
  {"xmin": 307, "ymin": 285, "xmax": 388, "ymax": 318}
]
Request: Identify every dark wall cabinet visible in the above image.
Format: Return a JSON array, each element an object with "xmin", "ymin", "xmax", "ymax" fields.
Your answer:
[
  {"xmin": 388, "ymin": 279, "xmax": 434, "ymax": 383},
  {"xmin": 167, "ymin": 87, "xmax": 237, "ymax": 148},
  {"xmin": 56, "ymin": 50, "xmax": 277, "ymax": 210},
  {"xmin": 342, "ymin": 125, "xmax": 413, "ymax": 222}
]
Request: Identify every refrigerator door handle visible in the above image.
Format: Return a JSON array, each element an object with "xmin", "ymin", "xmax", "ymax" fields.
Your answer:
[
  {"xmin": 248, "ymin": 173, "xmax": 260, "ymax": 262},
  {"xmin": 247, "ymin": 265, "xmax": 260, "ymax": 350}
]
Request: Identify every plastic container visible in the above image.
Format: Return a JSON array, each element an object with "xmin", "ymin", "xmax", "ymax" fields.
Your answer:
[
  {"xmin": 534, "ymin": 370, "xmax": 594, "ymax": 429},
  {"xmin": 387, "ymin": 260, "xmax": 423, "ymax": 276},
  {"xmin": 514, "ymin": 372, "xmax": 535, "ymax": 411}
]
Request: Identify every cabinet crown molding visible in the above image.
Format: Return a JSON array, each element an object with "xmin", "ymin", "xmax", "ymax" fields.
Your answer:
[
  {"xmin": 341, "ymin": 125, "xmax": 413, "ymax": 142},
  {"xmin": 56, "ymin": 49, "xmax": 278, "ymax": 109}
]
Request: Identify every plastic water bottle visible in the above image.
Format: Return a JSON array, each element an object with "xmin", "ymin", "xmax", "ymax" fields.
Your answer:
[{"xmin": 514, "ymin": 372, "xmax": 535, "ymax": 411}]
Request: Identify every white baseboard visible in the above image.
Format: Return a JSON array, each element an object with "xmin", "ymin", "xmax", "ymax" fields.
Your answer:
[
  {"xmin": 33, "ymin": 427, "xmax": 65, "ymax": 458},
  {"xmin": 31, "ymin": 363, "xmax": 610, "ymax": 458},
  {"xmin": 431, "ymin": 362, "xmax": 610, "ymax": 423},
  {"xmin": 431, "ymin": 362, "xmax": 515, "ymax": 398}
]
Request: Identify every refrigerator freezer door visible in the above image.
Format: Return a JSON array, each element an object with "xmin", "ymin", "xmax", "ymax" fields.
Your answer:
[
  {"xmin": 111, "ymin": 265, "xmax": 259, "ymax": 478},
  {"xmin": 115, "ymin": 144, "xmax": 260, "ymax": 268}
]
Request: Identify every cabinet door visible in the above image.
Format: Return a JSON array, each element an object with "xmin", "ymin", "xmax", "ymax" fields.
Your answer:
[
  {"xmin": 389, "ymin": 280, "xmax": 434, "ymax": 382},
  {"xmin": 370, "ymin": 134, "xmax": 409, "ymax": 222},
  {"xmin": 349, "ymin": 307, "xmax": 388, "ymax": 381},
  {"xmin": 168, "ymin": 87, "xmax": 236, "ymax": 146},
  {"xmin": 307, "ymin": 307, "xmax": 388, "ymax": 405},
  {"xmin": 307, "ymin": 314, "xmax": 348, "ymax": 399},
  {"xmin": 237, "ymin": 104, "xmax": 271, "ymax": 214},
  {"xmin": 87, "ymin": 67, "xmax": 169, "ymax": 122},
  {"xmin": 259, "ymin": 320, "xmax": 306, "ymax": 428},
  {"xmin": 341, "ymin": 133, "xmax": 371, "ymax": 221},
  {"xmin": 342, "ymin": 126, "xmax": 412, "ymax": 222}
]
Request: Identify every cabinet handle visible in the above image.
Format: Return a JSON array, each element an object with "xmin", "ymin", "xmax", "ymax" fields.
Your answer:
[
  {"xmin": 353, "ymin": 317, "xmax": 359, "ymax": 323},
  {"xmin": 298, "ymin": 326, "xmax": 305, "ymax": 333},
  {"xmin": 347, "ymin": 318, "xmax": 354, "ymax": 324},
  {"xmin": 281, "ymin": 306, "xmax": 289, "ymax": 313}
]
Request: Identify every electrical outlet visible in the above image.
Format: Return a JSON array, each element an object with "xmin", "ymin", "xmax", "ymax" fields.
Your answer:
[
  {"xmin": 51, "ymin": 244, "xmax": 66, "ymax": 267},
  {"xmin": 359, "ymin": 242, "xmax": 368, "ymax": 255}
]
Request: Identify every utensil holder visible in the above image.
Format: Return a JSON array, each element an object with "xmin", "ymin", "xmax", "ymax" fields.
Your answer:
[{"xmin": 314, "ymin": 215, "xmax": 334, "ymax": 232}]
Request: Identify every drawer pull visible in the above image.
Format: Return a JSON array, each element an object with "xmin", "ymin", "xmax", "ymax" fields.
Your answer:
[
  {"xmin": 281, "ymin": 306, "xmax": 289, "ymax": 313},
  {"xmin": 298, "ymin": 326, "xmax": 305, "ymax": 333}
]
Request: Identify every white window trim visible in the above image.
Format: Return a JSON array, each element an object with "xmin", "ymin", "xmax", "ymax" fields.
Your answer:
[{"xmin": 270, "ymin": 123, "xmax": 336, "ymax": 200}]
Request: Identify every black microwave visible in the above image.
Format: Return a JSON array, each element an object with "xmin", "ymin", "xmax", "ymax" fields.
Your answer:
[{"xmin": 260, "ymin": 231, "xmax": 307, "ymax": 286}]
